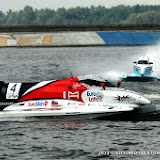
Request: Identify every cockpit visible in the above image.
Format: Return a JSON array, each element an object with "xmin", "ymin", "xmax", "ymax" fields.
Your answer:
[
  {"xmin": 77, "ymin": 79, "xmax": 115, "ymax": 87},
  {"xmin": 138, "ymin": 60, "xmax": 148, "ymax": 64},
  {"xmin": 77, "ymin": 74, "xmax": 115, "ymax": 87}
]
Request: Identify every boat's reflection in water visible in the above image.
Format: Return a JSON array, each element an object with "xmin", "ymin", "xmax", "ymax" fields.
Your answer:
[{"xmin": 28, "ymin": 120, "xmax": 88, "ymax": 128}]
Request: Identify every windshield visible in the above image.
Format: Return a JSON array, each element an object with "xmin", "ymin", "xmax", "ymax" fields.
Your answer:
[
  {"xmin": 77, "ymin": 79, "xmax": 115, "ymax": 87},
  {"xmin": 138, "ymin": 60, "xmax": 148, "ymax": 64}
]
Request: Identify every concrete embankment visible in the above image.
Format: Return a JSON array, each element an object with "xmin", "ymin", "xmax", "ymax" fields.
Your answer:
[
  {"xmin": 0, "ymin": 25, "xmax": 160, "ymax": 47},
  {"xmin": 0, "ymin": 32, "xmax": 105, "ymax": 47}
]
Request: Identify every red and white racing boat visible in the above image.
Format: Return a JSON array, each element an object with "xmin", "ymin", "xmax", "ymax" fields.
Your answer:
[{"xmin": 0, "ymin": 74, "xmax": 151, "ymax": 120}]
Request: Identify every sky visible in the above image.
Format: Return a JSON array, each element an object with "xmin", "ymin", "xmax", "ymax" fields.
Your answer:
[{"xmin": 1, "ymin": 0, "xmax": 160, "ymax": 12}]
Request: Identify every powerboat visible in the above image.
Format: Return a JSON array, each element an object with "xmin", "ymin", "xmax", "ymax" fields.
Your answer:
[
  {"xmin": 0, "ymin": 74, "xmax": 151, "ymax": 120},
  {"xmin": 120, "ymin": 56, "xmax": 160, "ymax": 81}
]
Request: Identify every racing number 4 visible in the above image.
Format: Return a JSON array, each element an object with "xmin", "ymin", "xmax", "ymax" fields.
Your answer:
[
  {"xmin": 6, "ymin": 83, "xmax": 22, "ymax": 99},
  {"xmin": 11, "ymin": 84, "xmax": 17, "ymax": 93}
]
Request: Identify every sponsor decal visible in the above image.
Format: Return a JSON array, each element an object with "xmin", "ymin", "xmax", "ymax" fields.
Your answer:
[
  {"xmin": 7, "ymin": 93, "xmax": 18, "ymax": 99},
  {"xmin": 114, "ymin": 95, "xmax": 135, "ymax": 102},
  {"xmin": 52, "ymin": 101, "xmax": 63, "ymax": 107},
  {"xmin": 0, "ymin": 102, "xmax": 14, "ymax": 106},
  {"xmin": 32, "ymin": 108, "xmax": 61, "ymax": 111},
  {"xmin": 68, "ymin": 91, "xmax": 79, "ymax": 99},
  {"xmin": 63, "ymin": 91, "xmax": 80, "ymax": 99},
  {"xmin": 72, "ymin": 83, "xmax": 81, "ymax": 89},
  {"xmin": 67, "ymin": 102, "xmax": 77, "ymax": 106},
  {"xmin": 88, "ymin": 103, "xmax": 102, "ymax": 107},
  {"xmin": 79, "ymin": 103, "xmax": 85, "ymax": 106},
  {"xmin": 51, "ymin": 101, "xmax": 63, "ymax": 110},
  {"xmin": 28, "ymin": 101, "xmax": 48, "ymax": 107},
  {"xmin": 52, "ymin": 101, "xmax": 58, "ymax": 106},
  {"xmin": 87, "ymin": 91, "xmax": 104, "ymax": 102},
  {"xmin": 89, "ymin": 97, "xmax": 102, "ymax": 102}
]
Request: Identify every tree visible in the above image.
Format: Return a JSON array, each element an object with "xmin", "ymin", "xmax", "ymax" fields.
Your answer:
[
  {"xmin": 36, "ymin": 8, "xmax": 55, "ymax": 25},
  {"xmin": 6, "ymin": 11, "xmax": 20, "ymax": 25},
  {"xmin": 122, "ymin": 10, "xmax": 160, "ymax": 24},
  {"xmin": 1, "ymin": 5, "xmax": 160, "ymax": 25},
  {"xmin": 134, "ymin": 4, "xmax": 140, "ymax": 14},
  {"xmin": 21, "ymin": 6, "xmax": 35, "ymax": 25},
  {"xmin": 0, "ymin": 11, "xmax": 7, "ymax": 25}
]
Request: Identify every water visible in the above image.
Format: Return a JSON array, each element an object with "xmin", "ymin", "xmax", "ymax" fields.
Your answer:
[{"xmin": 0, "ymin": 46, "xmax": 160, "ymax": 159}]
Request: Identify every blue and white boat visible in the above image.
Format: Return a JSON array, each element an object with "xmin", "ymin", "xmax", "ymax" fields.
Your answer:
[{"xmin": 120, "ymin": 56, "xmax": 160, "ymax": 81}]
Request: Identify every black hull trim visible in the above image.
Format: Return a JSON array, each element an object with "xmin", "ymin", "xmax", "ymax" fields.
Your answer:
[{"xmin": 98, "ymin": 104, "xmax": 160, "ymax": 121}]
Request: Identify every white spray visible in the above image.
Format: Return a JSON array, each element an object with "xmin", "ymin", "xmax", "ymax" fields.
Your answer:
[{"xmin": 145, "ymin": 44, "xmax": 160, "ymax": 75}]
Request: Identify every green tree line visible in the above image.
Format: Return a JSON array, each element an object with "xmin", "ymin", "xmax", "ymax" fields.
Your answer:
[{"xmin": 1, "ymin": 5, "xmax": 160, "ymax": 25}]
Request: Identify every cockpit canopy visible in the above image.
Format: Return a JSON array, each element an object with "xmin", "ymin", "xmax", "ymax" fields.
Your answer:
[
  {"xmin": 77, "ymin": 74, "xmax": 115, "ymax": 87},
  {"xmin": 134, "ymin": 56, "xmax": 153, "ymax": 65},
  {"xmin": 138, "ymin": 56, "xmax": 149, "ymax": 64},
  {"xmin": 138, "ymin": 60, "xmax": 148, "ymax": 64}
]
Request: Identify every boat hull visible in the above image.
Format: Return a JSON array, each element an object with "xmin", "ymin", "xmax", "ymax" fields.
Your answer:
[
  {"xmin": 120, "ymin": 74, "xmax": 159, "ymax": 82},
  {"xmin": 0, "ymin": 111, "xmax": 123, "ymax": 121},
  {"xmin": 0, "ymin": 99, "xmax": 134, "ymax": 121},
  {"xmin": 98, "ymin": 104, "xmax": 160, "ymax": 121}
]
